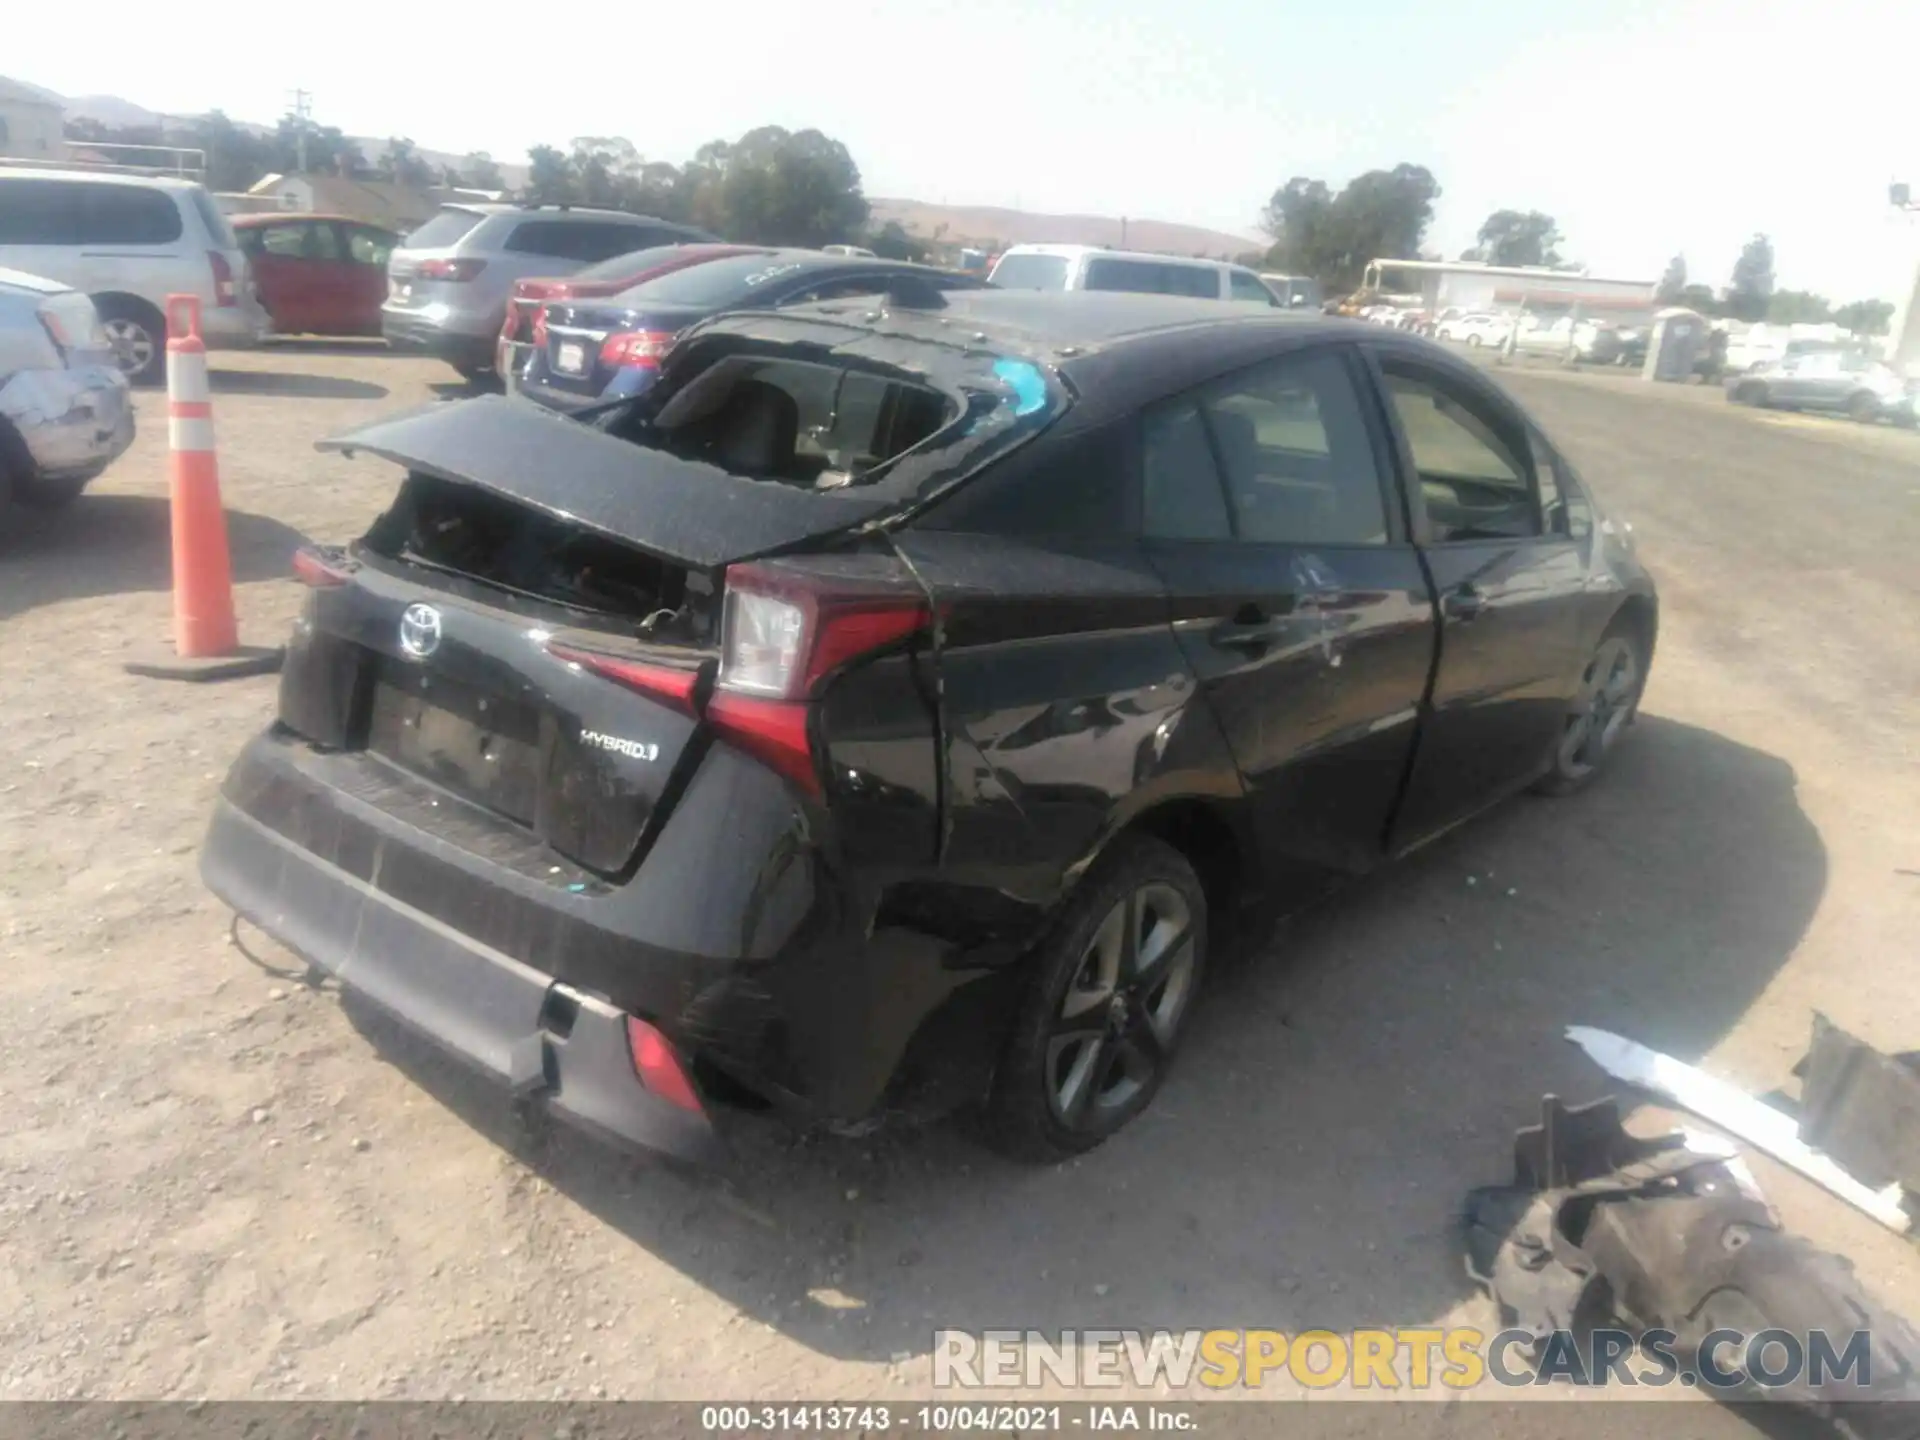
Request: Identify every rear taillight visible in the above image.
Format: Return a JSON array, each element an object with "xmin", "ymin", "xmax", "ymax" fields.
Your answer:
[
  {"xmin": 531, "ymin": 306, "xmax": 550, "ymax": 349},
  {"xmin": 626, "ymin": 1017, "xmax": 703, "ymax": 1114},
  {"xmin": 599, "ymin": 329, "xmax": 676, "ymax": 371},
  {"xmin": 209, "ymin": 251, "xmax": 237, "ymax": 307},
  {"xmin": 37, "ymin": 310, "xmax": 71, "ymax": 359},
  {"xmin": 545, "ymin": 642, "xmax": 701, "ymax": 713},
  {"xmin": 418, "ymin": 257, "xmax": 487, "ymax": 282},
  {"xmin": 292, "ymin": 545, "xmax": 354, "ymax": 588},
  {"xmin": 709, "ymin": 563, "xmax": 930, "ymax": 795}
]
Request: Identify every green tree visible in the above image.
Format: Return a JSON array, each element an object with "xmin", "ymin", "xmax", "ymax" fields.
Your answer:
[
  {"xmin": 1472, "ymin": 209, "xmax": 1563, "ymax": 267},
  {"xmin": 461, "ymin": 152, "xmax": 505, "ymax": 190},
  {"xmin": 1675, "ymin": 283, "xmax": 1720, "ymax": 316},
  {"xmin": 1765, "ymin": 289, "xmax": 1831, "ymax": 325},
  {"xmin": 524, "ymin": 145, "xmax": 576, "ymax": 204},
  {"xmin": 1260, "ymin": 165, "xmax": 1439, "ymax": 292},
  {"xmin": 1656, "ymin": 254, "xmax": 1687, "ymax": 305},
  {"xmin": 1834, "ymin": 298, "xmax": 1894, "ymax": 336},
  {"xmin": 700, "ymin": 127, "xmax": 869, "ymax": 246},
  {"xmin": 867, "ymin": 220, "xmax": 927, "ymax": 262},
  {"xmin": 271, "ymin": 114, "xmax": 362, "ymax": 176},
  {"xmin": 379, "ymin": 137, "xmax": 435, "ymax": 188},
  {"xmin": 1724, "ymin": 234, "xmax": 1775, "ymax": 323}
]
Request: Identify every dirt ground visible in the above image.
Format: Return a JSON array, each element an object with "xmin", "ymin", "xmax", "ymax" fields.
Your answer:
[{"xmin": 2, "ymin": 342, "xmax": 1918, "ymax": 1413}]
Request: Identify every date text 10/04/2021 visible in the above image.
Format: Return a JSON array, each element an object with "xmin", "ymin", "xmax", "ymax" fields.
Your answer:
[{"xmin": 700, "ymin": 1406, "xmax": 1196, "ymax": 1431}]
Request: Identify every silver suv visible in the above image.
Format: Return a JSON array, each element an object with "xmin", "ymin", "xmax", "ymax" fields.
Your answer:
[{"xmin": 381, "ymin": 204, "xmax": 716, "ymax": 380}]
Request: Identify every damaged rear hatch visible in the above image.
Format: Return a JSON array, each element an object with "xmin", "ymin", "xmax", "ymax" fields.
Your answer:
[{"xmin": 283, "ymin": 306, "xmax": 1065, "ymax": 876}]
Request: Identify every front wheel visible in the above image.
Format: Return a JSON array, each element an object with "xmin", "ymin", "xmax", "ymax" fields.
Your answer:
[
  {"xmin": 1847, "ymin": 391, "xmax": 1880, "ymax": 424},
  {"xmin": 983, "ymin": 835, "xmax": 1207, "ymax": 1162},
  {"xmin": 1534, "ymin": 623, "xmax": 1646, "ymax": 796},
  {"xmin": 1465, "ymin": 334, "xmax": 1482, "ymax": 348},
  {"xmin": 1731, "ymin": 379, "xmax": 1769, "ymax": 407}
]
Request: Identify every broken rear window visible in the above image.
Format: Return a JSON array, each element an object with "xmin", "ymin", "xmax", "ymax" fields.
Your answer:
[{"xmin": 641, "ymin": 355, "xmax": 956, "ymax": 489}]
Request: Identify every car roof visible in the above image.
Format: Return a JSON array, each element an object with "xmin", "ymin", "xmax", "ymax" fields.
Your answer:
[
  {"xmin": 233, "ymin": 212, "xmax": 393, "ymax": 229},
  {"xmin": 446, "ymin": 202, "xmax": 671, "ymax": 222},
  {"xmin": 998, "ymin": 244, "xmax": 1235, "ymax": 270},
  {"xmin": 0, "ymin": 166, "xmax": 202, "ymax": 193}
]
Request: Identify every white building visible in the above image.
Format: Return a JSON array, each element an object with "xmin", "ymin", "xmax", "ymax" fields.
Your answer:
[
  {"xmin": 0, "ymin": 76, "xmax": 64, "ymax": 160},
  {"xmin": 1362, "ymin": 258, "xmax": 1660, "ymax": 324}
]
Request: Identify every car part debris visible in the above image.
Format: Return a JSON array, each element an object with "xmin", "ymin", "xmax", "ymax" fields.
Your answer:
[
  {"xmin": 1799, "ymin": 1013, "xmax": 1920, "ymax": 1197},
  {"xmin": 1566, "ymin": 1025, "xmax": 1911, "ymax": 1233},
  {"xmin": 1467, "ymin": 1094, "xmax": 1920, "ymax": 1436}
]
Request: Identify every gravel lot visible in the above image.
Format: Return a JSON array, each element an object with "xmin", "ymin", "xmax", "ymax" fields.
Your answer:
[{"xmin": 3, "ymin": 342, "xmax": 1918, "ymax": 1413}]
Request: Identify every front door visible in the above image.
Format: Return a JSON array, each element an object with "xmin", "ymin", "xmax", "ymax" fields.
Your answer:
[
  {"xmin": 1139, "ymin": 344, "xmax": 1437, "ymax": 898},
  {"xmin": 1368, "ymin": 350, "xmax": 1588, "ymax": 849}
]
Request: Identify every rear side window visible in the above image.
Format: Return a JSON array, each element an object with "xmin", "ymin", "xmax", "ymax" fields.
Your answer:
[
  {"xmin": 1142, "ymin": 403, "xmax": 1232, "ymax": 540},
  {"xmin": 990, "ymin": 254, "xmax": 1071, "ymax": 290},
  {"xmin": 505, "ymin": 220, "xmax": 656, "ymax": 262},
  {"xmin": 1145, "ymin": 348, "xmax": 1389, "ymax": 546},
  {"xmin": 1085, "ymin": 258, "xmax": 1220, "ymax": 299},
  {"xmin": 0, "ymin": 180, "xmax": 182, "ymax": 244},
  {"xmin": 404, "ymin": 208, "xmax": 484, "ymax": 249},
  {"xmin": 187, "ymin": 187, "xmax": 238, "ymax": 248}
]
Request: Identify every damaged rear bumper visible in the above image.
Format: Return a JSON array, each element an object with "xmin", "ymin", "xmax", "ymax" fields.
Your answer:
[{"xmin": 201, "ymin": 797, "xmax": 726, "ymax": 1166}]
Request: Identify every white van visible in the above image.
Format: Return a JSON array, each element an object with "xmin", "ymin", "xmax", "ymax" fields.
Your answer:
[
  {"xmin": 988, "ymin": 244, "xmax": 1282, "ymax": 305},
  {"xmin": 0, "ymin": 168, "xmax": 269, "ymax": 383}
]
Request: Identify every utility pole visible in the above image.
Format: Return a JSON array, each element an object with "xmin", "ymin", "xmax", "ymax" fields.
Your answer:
[
  {"xmin": 1120, "ymin": 216, "xmax": 1128, "ymax": 248},
  {"xmin": 289, "ymin": 89, "xmax": 313, "ymax": 173}
]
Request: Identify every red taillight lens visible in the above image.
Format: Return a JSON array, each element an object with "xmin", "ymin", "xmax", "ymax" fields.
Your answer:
[
  {"xmin": 531, "ymin": 306, "xmax": 550, "ymax": 349},
  {"xmin": 598, "ymin": 329, "xmax": 676, "ymax": 370},
  {"xmin": 292, "ymin": 545, "xmax": 353, "ymax": 588},
  {"xmin": 418, "ymin": 257, "xmax": 487, "ymax": 282},
  {"xmin": 707, "ymin": 563, "xmax": 931, "ymax": 796},
  {"xmin": 626, "ymin": 1017, "xmax": 703, "ymax": 1114},
  {"xmin": 545, "ymin": 641, "xmax": 701, "ymax": 713},
  {"xmin": 208, "ymin": 251, "xmax": 237, "ymax": 306},
  {"xmin": 718, "ymin": 563, "xmax": 930, "ymax": 702}
]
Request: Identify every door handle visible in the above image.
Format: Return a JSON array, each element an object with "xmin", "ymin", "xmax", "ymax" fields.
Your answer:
[
  {"xmin": 1444, "ymin": 584, "xmax": 1486, "ymax": 622},
  {"xmin": 1210, "ymin": 615, "xmax": 1288, "ymax": 652}
]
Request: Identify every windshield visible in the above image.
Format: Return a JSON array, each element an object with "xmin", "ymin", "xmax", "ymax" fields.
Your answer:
[
  {"xmin": 989, "ymin": 254, "xmax": 1071, "ymax": 290},
  {"xmin": 573, "ymin": 244, "xmax": 696, "ymax": 283},
  {"xmin": 613, "ymin": 252, "xmax": 798, "ymax": 306}
]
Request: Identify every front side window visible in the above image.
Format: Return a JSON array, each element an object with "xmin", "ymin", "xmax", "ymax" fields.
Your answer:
[
  {"xmin": 1529, "ymin": 430, "xmax": 1590, "ymax": 539},
  {"xmin": 1229, "ymin": 270, "xmax": 1278, "ymax": 305},
  {"xmin": 1383, "ymin": 366, "xmax": 1539, "ymax": 541}
]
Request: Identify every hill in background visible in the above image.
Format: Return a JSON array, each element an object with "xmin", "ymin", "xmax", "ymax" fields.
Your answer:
[{"xmin": 870, "ymin": 198, "xmax": 1259, "ymax": 258}]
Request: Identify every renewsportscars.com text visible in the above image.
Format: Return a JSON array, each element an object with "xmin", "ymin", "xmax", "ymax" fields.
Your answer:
[{"xmin": 934, "ymin": 1327, "xmax": 1875, "ymax": 1391}]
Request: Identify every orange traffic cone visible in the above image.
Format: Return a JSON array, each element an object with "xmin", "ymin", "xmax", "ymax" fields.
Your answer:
[{"xmin": 125, "ymin": 294, "xmax": 282, "ymax": 682}]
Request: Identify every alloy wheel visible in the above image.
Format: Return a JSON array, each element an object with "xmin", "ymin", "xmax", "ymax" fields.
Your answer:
[
  {"xmin": 102, "ymin": 317, "xmax": 157, "ymax": 379},
  {"xmin": 1046, "ymin": 882, "xmax": 1197, "ymax": 1130},
  {"xmin": 1557, "ymin": 636, "xmax": 1638, "ymax": 780}
]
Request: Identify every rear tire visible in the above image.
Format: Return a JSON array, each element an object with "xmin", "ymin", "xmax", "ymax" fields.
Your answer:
[
  {"xmin": 1465, "ymin": 334, "xmax": 1482, "ymax": 348},
  {"xmin": 983, "ymin": 835, "xmax": 1208, "ymax": 1163},
  {"xmin": 94, "ymin": 296, "xmax": 166, "ymax": 385},
  {"xmin": 10, "ymin": 470, "xmax": 94, "ymax": 510},
  {"xmin": 1534, "ymin": 619, "xmax": 1646, "ymax": 797},
  {"xmin": 1731, "ymin": 379, "xmax": 1769, "ymax": 407},
  {"xmin": 1847, "ymin": 391, "xmax": 1880, "ymax": 424}
]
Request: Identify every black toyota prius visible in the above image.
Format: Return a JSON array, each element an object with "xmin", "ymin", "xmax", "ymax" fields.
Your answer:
[{"xmin": 202, "ymin": 289, "xmax": 1656, "ymax": 1165}]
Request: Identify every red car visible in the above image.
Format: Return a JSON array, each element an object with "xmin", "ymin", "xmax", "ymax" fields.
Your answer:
[
  {"xmin": 496, "ymin": 243, "xmax": 762, "ymax": 382},
  {"xmin": 233, "ymin": 213, "xmax": 399, "ymax": 337}
]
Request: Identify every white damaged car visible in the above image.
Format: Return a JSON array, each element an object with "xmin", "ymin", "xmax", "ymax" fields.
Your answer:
[{"xmin": 0, "ymin": 267, "xmax": 135, "ymax": 517}]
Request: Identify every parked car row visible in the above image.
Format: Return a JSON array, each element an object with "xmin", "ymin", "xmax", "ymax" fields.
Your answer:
[{"xmin": 1727, "ymin": 348, "xmax": 1917, "ymax": 425}]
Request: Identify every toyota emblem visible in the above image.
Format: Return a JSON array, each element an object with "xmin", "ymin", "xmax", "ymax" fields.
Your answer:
[{"xmin": 398, "ymin": 603, "xmax": 442, "ymax": 661}]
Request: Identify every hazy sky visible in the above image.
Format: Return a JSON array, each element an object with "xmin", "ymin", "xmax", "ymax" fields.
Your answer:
[{"xmin": 13, "ymin": 0, "xmax": 1920, "ymax": 299}]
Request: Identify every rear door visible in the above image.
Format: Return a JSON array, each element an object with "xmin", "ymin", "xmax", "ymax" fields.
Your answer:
[
  {"xmin": 1140, "ymin": 344, "xmax": 1437, "ymax": 888},
  {"xmin": 339, "ymin": 224, "xmax": 396, "ymax": 334},
  {"xmin": 1368, "ymin": 348, "xmax": 1588, "ymax": 848}
]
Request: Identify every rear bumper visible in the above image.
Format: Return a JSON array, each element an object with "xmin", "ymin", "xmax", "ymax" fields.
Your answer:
[
  {"xmin": 201, "ymin": 791, "xmax": 726, "ymax": 1166},
  {"xmin": 383, "ymin": 308, "xmax": 497, "ymax": 370},
  {"xmin": 0, "ymin": 362, "xmax": 135, "ymax": 481}
]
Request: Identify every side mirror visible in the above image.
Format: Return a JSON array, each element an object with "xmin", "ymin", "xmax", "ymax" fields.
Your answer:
[{"xmin": 1290, "ymin": 295, "xmax": 1308, "ymax": 308}]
